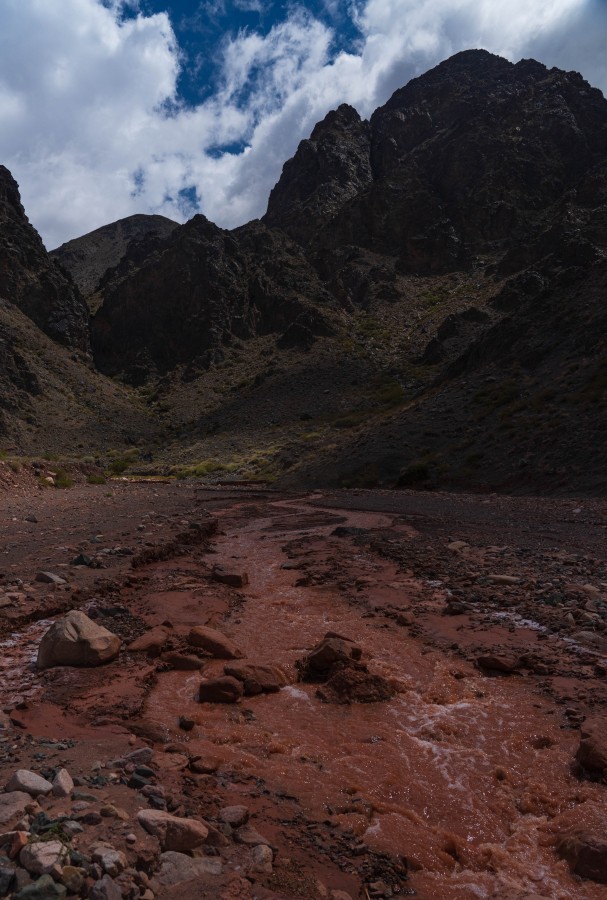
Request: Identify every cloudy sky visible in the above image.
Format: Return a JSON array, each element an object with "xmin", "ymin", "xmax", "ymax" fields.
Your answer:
[{"xmin": 1, "ymin": 0, "xmax": 606, "ymax": 249}]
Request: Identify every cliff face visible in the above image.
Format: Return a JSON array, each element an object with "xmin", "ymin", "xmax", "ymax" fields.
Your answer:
[
  {"xmin": 265, "ymin": 50, "xmax": 607, "ymax": 272},
  {"xmin": 0, "ymin": 166, "xmax": 90, "ymax": 352}
]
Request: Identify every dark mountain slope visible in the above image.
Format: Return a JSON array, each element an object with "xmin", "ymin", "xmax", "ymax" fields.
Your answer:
[
  {"xmin": 0, "ymin": 166, "xmax": 89, "ymax": 351},
  {"xmin": 50, "ymin": 213, "xmax": 178, "ymax": 303}
]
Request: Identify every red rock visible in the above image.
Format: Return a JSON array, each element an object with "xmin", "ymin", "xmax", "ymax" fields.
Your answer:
[
  {"xmin": 557, "ymin": 827, "xmax": 607, "ymax": 883},
  {"xmin": 187, "ymin": 626, "xmax": 242, "ymax": 660},
  {"xmin": 212, "ymin": 566, "xmax": 249, "ymax": 588},
  {"xmin": 575, "ymin": 717, "xmax": 607, "ymax": 774},
  {"xmin": 476, "ymin": 653, "xmax": 521, "ymax": 674},
  {"xmin": 137, "ymin": 809, "xmax": 209, "ymax": 852},
  {"xmin": 316, "ymin": 663, "xmax": 394, "ymax": 704},
  {"xmin": 300, "ymin": 636, "xmax": 362, "ymax": 680},
  {"xmin": 162, "ymin": 652, "xmax": 204, "ymax": 670},
  {"xmin": 128, "ymin": 626, "xmax": 170, "ymax": 656},
  {"xmin": 223, "ymin": 663, "xmax": 287, "ymax": 695},
  {"xmin": 198, "ymin": 676, "xmax": 243, "ymax": 703}
]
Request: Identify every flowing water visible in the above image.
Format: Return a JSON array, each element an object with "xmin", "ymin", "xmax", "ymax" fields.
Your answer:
[{"xmin": 145, "ymin": 502, "xmax": 607, "ymax": 899}]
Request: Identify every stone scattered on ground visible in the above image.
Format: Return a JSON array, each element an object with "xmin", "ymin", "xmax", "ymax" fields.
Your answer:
[
  {"xmin": 137, "ymin": 809, "xmax": 209, "ymax": 852},
  {"xmin": 37, "ymin": 611, "xmax": 121, "ymax": 669},
  {"xmin": 198, "ymin": 675, "xmax": 244, "ymax": 703},
  {"xmin": 575, "ymin": 717, "xmax": 607, "ymax": 775},
  {"xmin": 223, "ymin": 662, "xmax": 287, "ymax": 695},
  {"xmin": 187, "ymin": 626, "xmax": 243, "ymax": 660},
  {"xmin": 211, "ymin": 566, "xmax": 249, "ymax": 588},
  {"xmin": 5, "ymin": 772, "xmax": 53, "ymax": 798}
]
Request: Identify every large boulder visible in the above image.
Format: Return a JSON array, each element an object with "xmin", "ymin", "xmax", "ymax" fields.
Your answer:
[
  {"xmin": 198, "ymin": 676, "xmax": 243, "ymax": 704},
  {"xmin": 298, "ymin": 634, "xmax": 362, "ymax": 681},
  {"xmin": 37, "ymin": 611, "xmax": 121, "ymax": 669}
]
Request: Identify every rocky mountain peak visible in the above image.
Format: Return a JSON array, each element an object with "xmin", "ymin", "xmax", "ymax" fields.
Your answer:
[{"xmin": 0, "ymin": 166, "xmax": 90, "ymax": 352}]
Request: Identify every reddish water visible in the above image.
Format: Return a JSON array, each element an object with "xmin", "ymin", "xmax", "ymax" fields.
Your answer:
[{"xmin": 144, "ymin": 499, "xmax": 607, "ymax": 899}]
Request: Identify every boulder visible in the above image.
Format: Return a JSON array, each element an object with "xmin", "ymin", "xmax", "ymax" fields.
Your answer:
[
  {"xmin": 316, "ymin": 663, "xmax": 395, "ymax": 704},
  {"xmin": 187, "ymin": 626, "xmax": 242, "ymax": 660},
  {"xmin": 13, "ymin": 874, "xmax": 67, "ymax": 898},
  {"xmin": 198, "ymin": 676, "xmax": 243, "ymax": 704},
  {"xmin": 557, "ymin": 827, "xmax": 607, "ymax": 883},
  {"xmin": 19, "ymin": 840, "xmax": 68, "ymax": 876},
  {"xmin": 223, "ymin": 663, "xmax": 287, "ymax": 695},
  {"xmin": 476, "ymin": 653, "xmax": 521, "ymax": 674},
  {"xmin": 37, "ymin": 611, "xmax": 121, "ymax": 669},
  {"xmin": 137, "ymin": 810, "xmax": 208, "ymax": 852},
  {"xmin": 52, "ymin": 769, "xmax": 74, "ymax": 798},
  {"xmin": 6, "ymin": 771, "xmax": 53, "ymax": 798},
  {"xmin": 162, "ymin": 652, "xmax": 204, "ymax": 670},
  {"xmin": 218, "ymin": 805, "xmax": 249, "ymax": 827},
  {"xmin": 92, "ymin": 847, "xmax": 127, "ymax": 877},
  {"xmin": 89, "ymin": 875, "xmax": 123, "ymax": 900},
  {"xmin": 575, "ymin": 717, "xmax": 607, "ymax": 774},
  {"xmin": 299, "ymin": 635, "xmax": 362, "ymax": 681}
]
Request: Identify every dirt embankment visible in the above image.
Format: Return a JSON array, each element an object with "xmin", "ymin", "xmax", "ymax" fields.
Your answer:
[{"xmin": 1, "ymin": 482, "xmax": 607, "ymax": 898}]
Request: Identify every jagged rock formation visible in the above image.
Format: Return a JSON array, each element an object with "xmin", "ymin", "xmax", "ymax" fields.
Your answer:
[
  {"xmin": 3, "ymin": 50, "xmax": 607, "ymax": 492},
  {"xmin": 51, "ymin": 214, "xmax": 178, "ymax": 303},
  {"xmin": 0, "ymin": 166, "xmax": 89, "ymax": 352},
  {"xmin": 91, "ymin": 217, "xmax": 336, "ymax": 382}
]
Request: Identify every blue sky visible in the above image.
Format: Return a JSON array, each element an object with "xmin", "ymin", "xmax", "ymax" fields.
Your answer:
[{"xmin": 1, "ymin": 0, "xmax": 606, "ymax": 248}]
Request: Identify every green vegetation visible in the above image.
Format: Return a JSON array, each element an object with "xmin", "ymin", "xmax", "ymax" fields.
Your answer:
[{"xmin": 53, "ymin": 468, "xmax": 74, "ymax": 489}]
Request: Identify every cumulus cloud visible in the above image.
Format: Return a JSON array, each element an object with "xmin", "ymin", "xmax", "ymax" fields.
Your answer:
[{"xmin": 0, "ymin": 0, "xmax": 605, "ymax": 249}]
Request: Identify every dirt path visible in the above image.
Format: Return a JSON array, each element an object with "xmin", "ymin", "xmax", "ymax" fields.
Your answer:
[{"xmin": 1, "ymin": 483, "xmax": 607, "ymax": 898}]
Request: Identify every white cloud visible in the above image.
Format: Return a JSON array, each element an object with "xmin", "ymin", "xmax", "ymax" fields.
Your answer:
[{"xmin": 0, "ymin": 0, "xmax": 604, "ymax": 250}]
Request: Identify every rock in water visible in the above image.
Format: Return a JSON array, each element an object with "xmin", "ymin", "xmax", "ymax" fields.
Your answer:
[{"xmin": 37, "ymin": 611, "xmax": 121, "ymax": 669}]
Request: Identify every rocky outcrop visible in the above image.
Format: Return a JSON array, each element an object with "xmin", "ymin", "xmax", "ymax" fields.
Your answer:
[
  {"xmin": 90, "ymin": 217, "xmax": 336, "ymax": 382},
  {"xmin": 50, "ymin": 214, "xmax": 178, "ymax": 301},
  {"xmin": 0, "ymin": 166, "xmax": 89, "ymax": 351}
]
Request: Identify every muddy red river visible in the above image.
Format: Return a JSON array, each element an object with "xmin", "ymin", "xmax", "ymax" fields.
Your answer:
[{"xmin": 2, "ymin": 480, "xmax": 607, "ymax": 898}]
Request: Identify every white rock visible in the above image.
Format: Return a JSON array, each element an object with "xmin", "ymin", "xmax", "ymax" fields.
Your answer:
[
  {"xmin": 52, "ymin": 768, "xmax": 74, "ymax": 798},
  {"xmin": 0, "ymin": 792, "xmax": 35, "ymax": 827},
  {"xmin": 157, "ymin": 851, "xmax": 222, "ymax": 886},
  {"xmin": 20, "ymin": 839, "xmax": 68, "ymax": 875},
  {"xmin": 92, "ymin": 846, "xmax": 127, "ymax": 877},
  {"xmin": 6, "ymin": 770, "xmax": 53, "ymax": 797}
]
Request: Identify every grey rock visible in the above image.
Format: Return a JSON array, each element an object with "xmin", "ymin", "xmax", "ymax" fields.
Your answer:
[{"xmin": 156, "ymin": 851, "xmax": 222, "ymax": 886}]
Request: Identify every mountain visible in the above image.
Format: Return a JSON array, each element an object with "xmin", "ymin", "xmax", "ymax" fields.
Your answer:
[
  {"xmin": 2, "ymin": 49, "xmax": 607, "ymax": 493},
  {"xmin": 0, "ymin": 166, "xmax": 89, "ymax": 352},
  {"xmin": 50, "ymin": 214, "xmax": 178, "ymax": 308}
]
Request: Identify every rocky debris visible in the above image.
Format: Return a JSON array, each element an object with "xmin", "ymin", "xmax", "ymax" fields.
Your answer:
[
  {"xmin": 187, "ymin": 625, "xmax": 242, "ymax": 660},
  {"xmin": 250, "ymin": 843, "xmax": 273, "ymax": 874},
  {"xmin": 223, "ymin": 662, "xmax": 287, "ymax": 695},
  {"xmin": 6, "ymin": 772, "xmax": 53, "ymax": 798},
  {"xmin": 136, "ymin": 809, "xmax": 209, "ymax": 852},
  {"xmin": 211, "ymin": 566, "xmax": 249, "ymax": 588},
  {"xmin": 37, "ymin": 611, "xmax": 121, "ymax": 669},
  {"xmin": 198, "ymin": 676, "xmax": 244, "ymax": 704},
  {"xmin": 575, "ymin": 717, "xmax": 607, "ymax": 775},
  {"xmin": 91, "ymin": 846, "xmax": 127, "ymax": 877}
]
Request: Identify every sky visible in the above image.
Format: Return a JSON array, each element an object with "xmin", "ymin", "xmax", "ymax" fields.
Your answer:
[{"xmin": 1, "ymin": 0, "xmax": 606, "ymax": 249}]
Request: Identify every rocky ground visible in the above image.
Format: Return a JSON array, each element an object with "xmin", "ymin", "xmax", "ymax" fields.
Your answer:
[{"xmin": 1, "ymin": 477, "xmax": 607, "ymax": 899}]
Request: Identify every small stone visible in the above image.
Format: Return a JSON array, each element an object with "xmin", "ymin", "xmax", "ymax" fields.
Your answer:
[
  {"xmin": 219, "ymin": 805, "xmax": 249, "ymax": 827},
  {"xmin": 211, "ymin": 566, "xmax": 249, "ymax": 588},
  {"xmin": 198, "ymin": 676, "xmax": 243, "ymax": 704},
  {"xmin": 35, "ymin": 572, "xmax": 66, "ymax": 585},
  {"xmin": 187, "ymin": 626, "xmax": 242, "ymax": 660},
  {"xmin": 89, "ymin": 874, "xmax": 123, "ymax": 900},
  {"xmin": 251, "ymin": 844, "xmax": 273, "ymax": 874},
  {"xmin": 59, "ymin": 866, "xmax": 86, "ymax": 894},
  {"xmin": 178, "ymin": 716, "xmax": 195, "ymax": 731},
  {"xmin": 92, "ymin": 847, "xmax": 127, "ymax": 878},
  {"xmin": 51, "ymin": 769, "xmax": 73, "ymax": 798},
  {"xmin": 476, "ymin": 654, "xmax": 521, "ymax": 674},
  {"xmin": 13, "ymin": 874, "xmax": 67, "ymax": 899},
  {"xmin": 234, "ymin": 825, "xmax": 272, "ymax": 847},
  {"xmin": 6, "ymin": 772, "xmax": 53, "ymax": 798}
]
